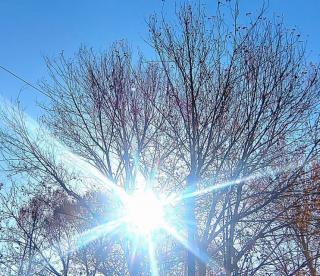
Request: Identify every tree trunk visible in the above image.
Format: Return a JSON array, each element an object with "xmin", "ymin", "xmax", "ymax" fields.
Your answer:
[
  {"xmin": 198, "ymin": 261, "xmax": 207, "ymax": 276},
  {"xmin": 186, "ymin": 174, "xmax": 197, "ymax": 276},
  {"xmin": 300, "ymin": 235, "xmax": 317, "ymax": 276}
]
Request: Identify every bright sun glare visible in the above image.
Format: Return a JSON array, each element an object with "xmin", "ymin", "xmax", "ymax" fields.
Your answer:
[
  {"xmin": 4, "ymin": 99, "xmax": 292, "ymax": 276},
  {"xmin": 125, "ymin": 190, "xmax": 165, "ymax": 234}
]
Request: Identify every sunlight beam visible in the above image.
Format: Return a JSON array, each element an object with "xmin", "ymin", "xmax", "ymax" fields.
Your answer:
[
  {"xmin": 75, "ymin": 218, "xmax": 125, "ymax": 249},
  {"xmin": 147, "ymin": 234, "xmax": 159, "ymax": 276},
  {"xmin": 162, "ymin": 223, "xmax": 211, "ymax": 267},
  {"xmin": 0, "ymin": 97, "xmax": 129, "ymax": 202},
  {"xmin": 170, "ymin": 161, "xmax": 303, "ymax": 204}
]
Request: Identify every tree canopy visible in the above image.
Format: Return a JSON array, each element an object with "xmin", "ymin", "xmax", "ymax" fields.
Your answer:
[{"xmin": 0, "ymin": 2, "xmax": 319, "ymax": 276}]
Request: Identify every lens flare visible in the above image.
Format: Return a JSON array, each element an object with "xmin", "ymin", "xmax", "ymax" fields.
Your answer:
[
  {"xmin": 124, "ymin": 190, "xmax": 165, "ymax": 234},
  {"xmin": 1, "ymin": 98, "xmax": 307, "ymax": 276}
]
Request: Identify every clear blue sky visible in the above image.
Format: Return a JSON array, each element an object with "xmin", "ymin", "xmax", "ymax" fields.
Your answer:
[{"xmin": 0, "ymin": 0, "xmax": 319, "ymax": 117}]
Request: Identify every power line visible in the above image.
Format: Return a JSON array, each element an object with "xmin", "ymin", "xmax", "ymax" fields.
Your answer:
[{"xmin": 0, "ymin": 64, "xmax": 45, "ymax": 95}]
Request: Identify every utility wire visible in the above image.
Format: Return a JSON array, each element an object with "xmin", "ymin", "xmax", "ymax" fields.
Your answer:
[{"xmin": 0, "ymin": 64, "xmax": 45, "ymax": 95}]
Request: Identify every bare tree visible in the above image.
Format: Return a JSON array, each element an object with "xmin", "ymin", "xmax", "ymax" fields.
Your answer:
[
  {"xmin": 0, "ymin": 2, "xmax": 319, "ymax": 276},
  {"xmin": 0, "ymin": 42, "xmax": 170, "ymax": 275},
  {"xmin": 148, "ymin": 2, "xmax": 320, "ymax": 275}
]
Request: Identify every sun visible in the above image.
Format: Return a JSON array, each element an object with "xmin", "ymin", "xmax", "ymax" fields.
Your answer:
[
  {"xmin": 124, "ymin": 190, "xmax": 165, "ymax": 234},
  {"xmin": 75, "ymin": 185, "xmax": 213, "ymax": 276}
]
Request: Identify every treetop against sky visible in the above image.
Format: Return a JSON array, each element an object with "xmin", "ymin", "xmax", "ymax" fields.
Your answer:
[
  {"xmin": 0, "ymin": 0, "xmax": 319, "ymax": 116},
  {"xmin": 0, "ymin": 1, "xmax": 319, "ymax": 275}
]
